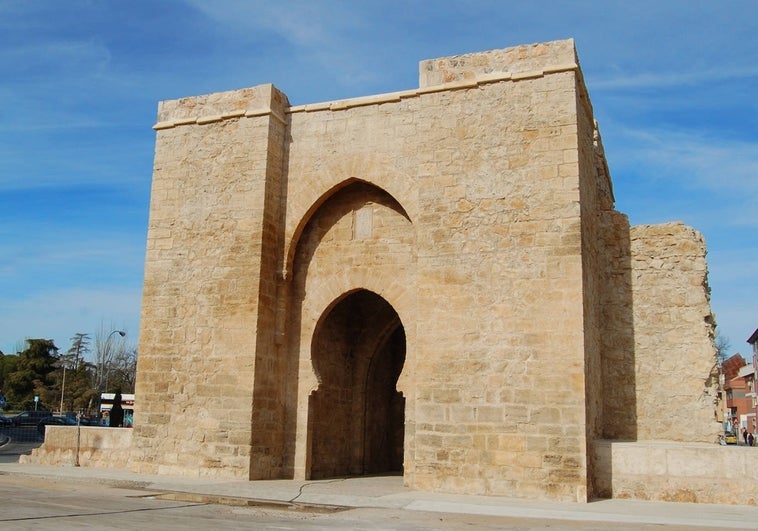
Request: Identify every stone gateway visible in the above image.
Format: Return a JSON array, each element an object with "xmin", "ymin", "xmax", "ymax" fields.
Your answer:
[{"xmin": 129, "ymin": 39, "xmax": 721, "ymax": 502}]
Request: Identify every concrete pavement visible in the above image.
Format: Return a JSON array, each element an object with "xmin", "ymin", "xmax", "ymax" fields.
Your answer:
[{"xmin": 1, "ymin": 462, "xmax": 757, "ymax": 529}]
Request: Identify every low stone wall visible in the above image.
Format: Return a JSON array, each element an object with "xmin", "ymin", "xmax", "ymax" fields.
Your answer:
[
  {"xmin": 24, "ymin": 432, "xmax": 758, "ymax": 506},
  {"xmin": 21, "ymin": 426, "xmax": 133, "ymax": 468},
  {"xmin": 593, "ymin": 440, "xmax": 758, "ymax": 505}
]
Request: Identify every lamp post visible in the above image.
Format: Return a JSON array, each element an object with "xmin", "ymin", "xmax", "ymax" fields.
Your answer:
[
  {"xmin": 101, "ymin": 330, "xmax": 126, "ymax": 393},
  {"xmin": 94, "ymin": 330, "xmax": 126, "ymax": 423},
  {"xmin": 59, "ymin": 363, "xmax": 67, "ymax": 414}
]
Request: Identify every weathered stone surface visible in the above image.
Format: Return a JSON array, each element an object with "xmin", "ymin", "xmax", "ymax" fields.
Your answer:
[
  {"xmin": 594, "ymin": 441, "xmax": 758, "ymax": 506},
  {"xmin": 24, "ymin": 39, "xmax": 725, "ymax": 504},
  {"xmin": 22, "ymin": 426, "xmax": 132, "ymax": 468}
]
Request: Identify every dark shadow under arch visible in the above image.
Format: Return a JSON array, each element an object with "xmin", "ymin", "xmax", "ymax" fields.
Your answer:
[{"xmin": 308, "ymin": 289, "xmax": 406, "ymax": 479}]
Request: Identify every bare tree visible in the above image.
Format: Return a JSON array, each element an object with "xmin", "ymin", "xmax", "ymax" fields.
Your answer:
[
  {"xmin": 110, "ymin": 347, "xmax": 138, "ymax": 393},
  {"xmin": 93, "ymin": 325, "xmax": 128, "ymax": 394},
  {"xmin": 716, "ymin": 332, "xmax": 732, "ymax": 365}
]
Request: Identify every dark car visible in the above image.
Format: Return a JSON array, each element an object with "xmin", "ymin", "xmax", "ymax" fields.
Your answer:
[
  {"xmin": 11, "ymin": 410, "xmax": 52, "ymax": 427},
  {"xmin": 37, "ymin": 415, "xmax": 78, "ymax": 436}
]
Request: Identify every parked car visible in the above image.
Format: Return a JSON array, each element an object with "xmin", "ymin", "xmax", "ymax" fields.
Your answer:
[
  {"xmin": 0, "ymin": 415, "xmax": 12, "ymax": 427},
  {"xmin": 37, "ymin": 416, "xmax": 78, "ymax": 436},
  {"xmin": 62, "ymin": 413, "xmax": 93, "ymax": 426},
  {"xmin": 11, "ymin": 410, "xmax": 52, "ymax": 427},
  {"xmin": 724, "ymin": 431, "xmax": 738, "ymax": 445}
]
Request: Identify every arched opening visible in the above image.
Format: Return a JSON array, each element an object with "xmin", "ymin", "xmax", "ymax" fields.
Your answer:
[{"xmin": 308, "ymin": 290, "xmax": 405, "ymax": 479}]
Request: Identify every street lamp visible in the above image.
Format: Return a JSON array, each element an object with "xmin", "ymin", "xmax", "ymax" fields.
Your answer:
[
  {"xmin": 102, "ymin": 330, "xmax": 126, "ymax": 393},
  {"xmin": 93, "ymin": 330, "xmax": 126, "ymax": 427},
  {"xmin": 59, "ymin": 361, "xmax": 68, "ymax": 414}
]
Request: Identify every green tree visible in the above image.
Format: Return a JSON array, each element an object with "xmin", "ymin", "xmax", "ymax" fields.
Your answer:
[
  {"xmin": 0, "ymin": 353, "xmax": 20, "ymax": 400},
  {"xmin": 67, "ymin": 333, "xmax": 90, "ymax": 371},
  {"xmin": 4, "ymin": 339, "xmax": 59, "ymax": 411},
  {"xmin": 55, "ymin": 333, "xmax": 98, "ymax": 413}
]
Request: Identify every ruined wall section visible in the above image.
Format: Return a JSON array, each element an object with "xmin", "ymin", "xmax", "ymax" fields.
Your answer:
[
  {"xmin": 629, "ymin": 223, "xmax": 717, "ymax": 443},
  {"xmin": 132, "ymin": 84, "xmax": 288, "ymax": 478}
]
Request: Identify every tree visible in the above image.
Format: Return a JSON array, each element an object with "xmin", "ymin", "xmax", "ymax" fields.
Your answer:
[
  {"xmin": 55, "ymin": 334, "xmax": 98, "ymax": 414},
  {"xmin": 716, "ymin": 332, "xmax": 732, "ymax": 365},
  {"xmin": 92, "ymin": 326, "xmax": 128, "ymax": 394},
  {"xmin": 67, "ymin": 333, "xmax": 90, "ymax": 370},
  {"xmin": 0, "ymin": 353, "xmax": 19, "ymax": 399},
  {"xmin": 109, "ymin": 347, "xmax": 138, "ymax": 393},
  {"xmin": 3, "ymin": 339, "xmax": 59, "ymax": 410}
]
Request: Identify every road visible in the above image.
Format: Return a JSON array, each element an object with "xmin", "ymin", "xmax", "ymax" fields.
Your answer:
[
  {"xmin": 0, "ymin": 430, "xmax": 753, "ymax": 530},
  {"xmin": 0, "ymin": 474, "xmax": 725, "ymax": 531},
  {"xmin": 0, "ymin": 426, "xmax": 41, "ymax": 463}
]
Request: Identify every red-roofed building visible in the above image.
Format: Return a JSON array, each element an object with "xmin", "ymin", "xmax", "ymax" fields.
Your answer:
[
  {"xmin": 721, "ymin": 353, "xmax": 747, "ymax": 437},
  {"xmin": 746, "ymin": 328, "xmax": 758, "ymax": 441}
]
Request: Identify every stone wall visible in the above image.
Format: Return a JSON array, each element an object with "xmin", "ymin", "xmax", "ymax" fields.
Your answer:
[
  {"xmin": 629, "ymin": 223, "xmax": 716, "ymax": 443},
  {"xmin": 118, "ymin": 38, "xmax": 723, "ymax": 503},
  {"xmin": 406, "ymin": 43, "xmax": 592, "ymax": 503},
  {"xmin": 594, "ymin": 440, "xmax": 758, "ymax": 505},
  {"xmin": 132, "ymin": 84, "xmax": 289, "ymax": 478},
  {"xmin": 21, "ymin": 426, "xmax": 132, "ymax": 468}
]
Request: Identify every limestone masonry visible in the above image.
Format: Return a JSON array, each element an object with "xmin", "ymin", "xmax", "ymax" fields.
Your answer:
[{"xmin": 123, "ymin": 40, "xmax": 726, "ymax": 502}]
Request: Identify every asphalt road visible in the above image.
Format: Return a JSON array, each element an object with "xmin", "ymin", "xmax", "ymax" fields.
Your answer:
[
  {"xmin": 0, "ymin": 474, "xmax": 726, "ymax": 531},
  {"xmin": 0, "ymin": 431, "xmax": 753, "ymax": 530},
  {"xmin": 0, "ymin": 426, "xmax": 42, "ymax": 463}
]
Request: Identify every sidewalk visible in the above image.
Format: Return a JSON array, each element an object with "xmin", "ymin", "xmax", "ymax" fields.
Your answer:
[{"xmin": 1, "ymin": 461, "xmax": 757, "ymax": 529}]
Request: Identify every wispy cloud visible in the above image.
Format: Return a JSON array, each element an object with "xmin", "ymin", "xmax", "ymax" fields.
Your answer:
[
  {"xmin": 616, "ymin": 128, "xmax": 758, "ymax": 192},
  {"xmin": 0, "ymin": 38, "xmax": 112, "ymax": 82},
  {"xmin": 593, "ymin": 66, "xmax": 758, "ymax": 91},
  {"xmin": 184, "ymin": 0, "xmax": 353, "ymax": 46},
  {"xmin": 0, "ymin": 286, "xmax": 141, "ymax": 356},
  {"xmin": 0, "ymin": 1, "xmax": 755, "ymax": 359}
]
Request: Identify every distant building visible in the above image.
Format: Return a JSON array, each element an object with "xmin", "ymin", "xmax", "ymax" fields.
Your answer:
[
  {"xmin": 99, "ymin": 393, "xmax": 135, "ymax": 427},
  {"xmin": 734, "ymin": 364, "xmax": 755, "ymax": 435},
  {"xmin": 747, "ymin": 329, "xmax": 758, "ymax": 437}
]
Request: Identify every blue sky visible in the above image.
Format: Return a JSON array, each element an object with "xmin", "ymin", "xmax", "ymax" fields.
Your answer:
[{"xmin": 1, "ymin": 1, "xmax": 756, "ymax": 358}]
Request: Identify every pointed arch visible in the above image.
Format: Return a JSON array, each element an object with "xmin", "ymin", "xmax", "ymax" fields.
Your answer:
[
  {"xmin": 283, "ymin": 178, "xmax": 411, "ymax": 281},
  {"xmin": 308, "ymin": 289, "xmax": 406, "ymax": 479}
]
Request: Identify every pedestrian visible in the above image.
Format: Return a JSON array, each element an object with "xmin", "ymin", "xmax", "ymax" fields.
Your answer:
[
  {"xmin": 110, "ymin": 391, "xmax": 124, "ymax": 428},
  {"xmin": 749, "ymin": 432, "xmax": 755, "ymax": 447},
  {"xmin": 743, "ymin": 428, "xmax": 748, "ymax": 445}
]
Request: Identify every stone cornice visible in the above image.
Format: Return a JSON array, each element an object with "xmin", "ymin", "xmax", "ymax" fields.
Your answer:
[{"xmin": 153, "ymin": 63, "xmax": 578, "ymax": 130}]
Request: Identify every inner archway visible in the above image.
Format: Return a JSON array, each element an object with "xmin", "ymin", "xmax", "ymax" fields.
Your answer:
[{"xmin": 309, "ymin": 290, "xmax": 406, "ymax": 479}]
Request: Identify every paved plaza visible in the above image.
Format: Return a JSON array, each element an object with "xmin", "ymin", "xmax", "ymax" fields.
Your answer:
[{"xmin": 0, "ymin": 461, "xmax": 757, "ymax": 529}]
